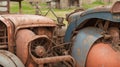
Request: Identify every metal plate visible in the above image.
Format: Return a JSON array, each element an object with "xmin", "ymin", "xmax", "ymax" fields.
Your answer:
[{"xmin": 72, "ymin": 27, "xmax": 103, "ymax": 67}]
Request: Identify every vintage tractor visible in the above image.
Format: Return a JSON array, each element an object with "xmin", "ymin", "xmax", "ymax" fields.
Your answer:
[
  {"xmin": 0, "ymin": 0, "xmax": 75, "ymax": 67},
  {"xmin": 0, "ymin": 0, "xmax": 120, "ymax": 67},
  {"xmin": 65, "ymin": 1, "xmax": 120, "ymax": 67}
]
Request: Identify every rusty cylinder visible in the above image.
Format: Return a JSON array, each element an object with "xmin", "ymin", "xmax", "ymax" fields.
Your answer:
[{"xmin": 86, "ymin": 43, "xmax": 120, "ymax": 67}]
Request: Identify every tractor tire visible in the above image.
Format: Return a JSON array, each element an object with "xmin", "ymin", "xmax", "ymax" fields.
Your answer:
[{"xmin": 0, "ymin": 50, "xmax": 25, "ymax": 67}]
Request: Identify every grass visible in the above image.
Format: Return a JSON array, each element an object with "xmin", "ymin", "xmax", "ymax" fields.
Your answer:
[
  {"xmin": 10, "ymin": 1, "xmax": 35, "ymax": 14},
  {"xmin": 82, "ymin": 0, "xmax": 111, "ymax": 9},
  {"xmin": 10, "ymin": 1, "xmax": 74, "ymax": 15},
  {"xmin": 10, "ymin": 1, "xmax": 74, "ymax": 20},
  {"xmin": 10, "ymin": 1, "xmax": 74, "ymax": 26},
  {"xmin": 9, "ymin": 0, "xmax": 112, "ymax": 26}
]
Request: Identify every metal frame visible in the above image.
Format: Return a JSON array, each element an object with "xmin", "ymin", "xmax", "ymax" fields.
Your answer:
[
  {"xmin": 64, "ymin": 9, "xmax": 120, "ymax": 42},
  {"xmin": 0, "ymin": 16, "xmax": 14, "ymax": 53},
  {"xmin": 71, "ymin": 27, "xmax": 103, "ymax": 67}
]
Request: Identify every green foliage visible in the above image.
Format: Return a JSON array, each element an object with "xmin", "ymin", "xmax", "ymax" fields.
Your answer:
[
  {"xmin": 10, "ymin": 0, "xmax": 112, "ymax": 14},
  {"xmin": 10, "ymin": 1, "xmax": 35, "ymax": 14},
  {"xmin": 92, "ymin": 0, "xmax": 104, "ymax": 5},
  {"xmin": 10, "ymin": 0, "xmax": 111, "ymax": 20},
  {"xmin": 10, "ymin": 0, "xmax": 112, "ymax": 26},
  {"xmin": 82, "ymin": 0, "xmax": 106, "ymax": 9}
]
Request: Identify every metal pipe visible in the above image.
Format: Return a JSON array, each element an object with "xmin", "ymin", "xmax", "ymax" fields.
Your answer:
[{"xmin": 33, "ymin": 55, "xmax": 74, "ymax": 64}]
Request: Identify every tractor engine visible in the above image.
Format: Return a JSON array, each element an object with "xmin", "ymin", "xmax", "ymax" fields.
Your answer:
[
  {"xmin": 15, "ymin": 28, "xmax": 54, "ymax": 67},
  {"xmin": 13, "ymin": 15, "xmax": 75, "ymax": 67},
  {"xmin": 0, "ymin": 14, "xmax": 75, "ymax": 67}
]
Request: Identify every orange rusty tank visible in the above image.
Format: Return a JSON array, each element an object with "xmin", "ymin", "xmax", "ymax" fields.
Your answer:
[{"xmin": 86, "ymin": 43, "xmax": 120, "ymax": 67}]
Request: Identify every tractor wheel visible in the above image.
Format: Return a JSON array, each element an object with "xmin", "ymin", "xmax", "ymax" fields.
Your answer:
[{"xmin": 0, "ymin": 50, "xmax": 25, "ymax": 67}]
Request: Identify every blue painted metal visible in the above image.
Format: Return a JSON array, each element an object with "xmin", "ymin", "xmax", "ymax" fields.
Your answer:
[
  {"xmin": 71, "ymin": 27, "xmax": 103, "ymax": 67},
  {"xmin": 80, "ymin": 7, "xmax": 110, "ymax": 16},
  {"xmin": 64, "ymin": 10, "xmax": 120, "ymax": 42}
]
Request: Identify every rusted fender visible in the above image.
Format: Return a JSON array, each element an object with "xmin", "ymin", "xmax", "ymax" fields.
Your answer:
[
  {"xmin": 0, "ymin": 50, "xmax": 24, "ymax": 67},
  {"xmin": 16, "ymin": 29, "xmax": 36, "ymax": 64},
  {"xmin": 72, "ymin": 27, "xmax": 103, "ymax": 67}
]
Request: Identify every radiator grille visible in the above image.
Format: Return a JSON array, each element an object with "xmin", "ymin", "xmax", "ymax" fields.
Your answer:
[{"xmin": 0, "ymin": 22, "xmax": 8, "ymax": 49}]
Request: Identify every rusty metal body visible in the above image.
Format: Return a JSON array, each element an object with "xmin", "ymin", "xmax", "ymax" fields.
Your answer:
[
  {"xmin": 0, "ymin": 14, "xmax": 75, "ymax": 67},
  {"xmin": 64, "ymin": 1, "xmax": 120, "ymax": 67},
  {"xmin": 0, "ymin": 0, "xmax": 76, "ymax": 65},
  {"xmin": 16, "ymin": 29, "xmax": 36, "ymax": 65},
  {"xmin": 86, "ymin": 43, "xmax": 120, "ymax": 67},
  {"xmin": 0, "ymin": 0, "xmax": 75, "ymax": 67},
  {"xmin": 72, "ymin": 27, "xmax": 103, "ymax": 67},
  {"xmin": 0, "ymin": 0, "xmax": 120, "ymax": 67}
]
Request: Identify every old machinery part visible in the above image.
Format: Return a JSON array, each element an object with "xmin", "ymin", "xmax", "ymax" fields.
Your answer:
[
  {"xmin": 0, "ymin": 50, "xmax": 24, "ymax": 67},
  {"xmin": 31, "ymin": 55, "xmax": 75, "ymax": 66},
  {"xmin": 34, "ymin": 46, "xmax": 46, "ymax": 57},
  {"xmin": 57, "ymin": 17, "xmax": 65, "ymax": 26},
  {"xmin": 29, "ymin": 35, "xmax": 51, "ymax": 58},
  {"xmin": 29, "ymin": 44, "xmax": 76, "ymax": 67},
  {"xmin": 108, "ymin": 27, "xmax": 120, "ymax": 51},
  {"xmin": 29, "ymin": 36, "xmax": 76, "ymax": 67},
  {"xmin": 34, "ymin": 27, "xmax": 53, "ymax": 38},
  {"xmin": 101, "ymin": 26, "xmax": 120, "ymax": 51},
  {"xmin": 111, "ymin": 1, "xmax": 120, "ymax": 14},
  {"xmin": 72, "ymin": 27, "xmax": 103, "ymax": 67},
  {"xmin": 86, "ymin": 43, "xmax": 120, "ymax": 67},
  {"xmin": 54, "ymin": 26, "xmax": 67, "ymax": 44},
  {"xmin": 16, "ymin": 29, "xmax": 53, "ymax": 67},
  {"xmin": 15, "ymin": 28, "xmax": 75, "ymax": 67},
  {"xmin": 16, "ymin": 29, "xmax": 37, "ymax": 64},
  {"xmin": 0, "ymin": 21, "xmax": 8, "ymax": 50}
]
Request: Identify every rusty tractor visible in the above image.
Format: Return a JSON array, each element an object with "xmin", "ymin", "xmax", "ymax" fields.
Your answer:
[{"xmin": 0, "ymin": 0, "xmax": 120, "ymax": 67}]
